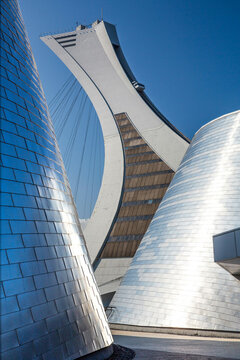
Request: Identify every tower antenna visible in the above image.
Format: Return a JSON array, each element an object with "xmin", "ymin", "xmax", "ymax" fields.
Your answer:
[{"xmin": 101, "ymin": 8, "xmax": 103, "ymax": 21}]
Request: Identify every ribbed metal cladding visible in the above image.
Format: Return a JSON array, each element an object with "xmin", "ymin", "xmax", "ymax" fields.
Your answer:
[
  {"xmin": 110, "ymin": 110, "xmax": 240, "ymax": 332},
  {"xmin": 0, "ymin": 1, "xmax": 113, "ymax": 359}
]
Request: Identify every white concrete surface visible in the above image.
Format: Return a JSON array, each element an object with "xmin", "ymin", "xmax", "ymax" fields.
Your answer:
[{"xmin": 95, "ymin": 258, "xmax": 132, "ymax": 295}]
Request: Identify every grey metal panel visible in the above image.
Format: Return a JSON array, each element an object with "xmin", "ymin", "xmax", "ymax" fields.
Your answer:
[
  {"xmin": 213, "ymin": 230, "xmax": 237, "ymax": 262},
  {"xmin": 0, "ymin": 1, "xmax": 113, "ymax": 359},
  {"xmin": 213, "ymin": 228, "xmax": 240, "ymax": 277},
  {"xmin": 110, "ymin": 110, "xmax": 240, "ymax": 331},
  {"xmin": 236, "ymin": 230, "xmax": 240, "ymax": 257}
]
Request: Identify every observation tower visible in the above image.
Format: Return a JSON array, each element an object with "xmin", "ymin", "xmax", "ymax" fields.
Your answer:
[{"xmin": 41, "ymin": 20, "xmax": 190, "ymax": 305}]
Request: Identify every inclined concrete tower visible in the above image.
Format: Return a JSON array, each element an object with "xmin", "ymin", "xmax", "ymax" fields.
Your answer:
[
  {"xmin": 0, "ymin": 1, "xmax": 113, "ymax": 359},
  {"xmin": 41, "ymin": 21, "xmax": 190, "ymax": 305}
]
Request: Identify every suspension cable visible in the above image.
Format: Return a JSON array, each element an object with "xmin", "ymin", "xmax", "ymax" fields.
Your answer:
[
  {"xmin": 49, "ymin": 75, "xmax": 104, "ymax": 219},
  {"xmin": 64, "ymin": 93, "xmax": 88, "ymax": 171},
  {"xmin": 48, "ymin": 74, "xmax": 73, "ymax": 110},
  {"xmin": 57, "ymin": 86, "xmax": 83, "ymax": 139},
  {"xmin": 74, "ymin": 103, "xmax": 93, "ymax": 200},
  {"xmin": 52, "ymin": 78, "xmax": 78, "ymax": 128}
]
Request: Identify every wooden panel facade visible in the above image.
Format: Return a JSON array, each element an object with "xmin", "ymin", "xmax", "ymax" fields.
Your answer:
[{"xmin": 100, "ymin": 113, "xmax": 175, "ymax": 259}]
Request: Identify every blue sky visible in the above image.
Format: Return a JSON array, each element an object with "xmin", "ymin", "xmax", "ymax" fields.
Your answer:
[
  {"xmin": 20, "ymin": 0, "xmax": 240, "ymax": 137},
  {"xmin": 19, "ymin": 0, "xmax": 240, "ymax": 217}
]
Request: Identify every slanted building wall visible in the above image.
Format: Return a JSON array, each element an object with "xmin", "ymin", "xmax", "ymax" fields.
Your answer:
[
  {"xmin": 0, "ymin": 1, "xmax": 113, "ymax": 359},
  {"xmin": 110, "ymin": 110, "xmax": 240, "ymax": 332}
]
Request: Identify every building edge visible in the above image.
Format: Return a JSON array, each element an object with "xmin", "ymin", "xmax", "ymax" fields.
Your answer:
[{"xmin": 110, "ymin": 323, "xmax": 240, "ymax": 339}]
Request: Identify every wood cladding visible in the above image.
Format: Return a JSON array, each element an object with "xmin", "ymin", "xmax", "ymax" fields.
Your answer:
[
  {"xmin": 101, "ymin": 240, "xmax": 141, "ymax": 258},
  {"xmin": 100, "ymin": 113, "xmax": 174, "ymax": 259},
  {"xmin": 125, "ymin": 173, "xmax": 173, "ymax": 188},
  {"xmin": 118, "ymin": 203, "xmax": 159, "ymax": 217}
]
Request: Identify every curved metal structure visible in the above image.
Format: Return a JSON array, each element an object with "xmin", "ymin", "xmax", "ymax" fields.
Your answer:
[
  {"xmin": 41, "ymin": 20, "xmax": 190, "ymax": 301},
  {"xmin": 0, "ymin": 1, "xmax": 113, "ymax": 359},
  {"xmin": 110, "ymin": 110, "xmax": 240, "ymax": 332}
]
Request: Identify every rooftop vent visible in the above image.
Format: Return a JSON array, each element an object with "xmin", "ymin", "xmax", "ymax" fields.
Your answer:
[
  {"xmin": 76, "ymin": 24, "xmax": 86, "ymax": 31},
  {"xmin": 132, "ymin": 80, "xmax": 145, "ymax": 92},
  {"xmin": 92, "ymin": 19, "xmax": 100, "ymax": 27},
  {"xmin": 55, "ymin": 33, "xmax": 76, "ymax": 48}
]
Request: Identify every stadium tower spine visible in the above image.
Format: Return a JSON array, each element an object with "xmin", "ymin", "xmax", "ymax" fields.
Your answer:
[{"xmin": 41, "ymin": 20, "xmax": 190, "ymax": 305}]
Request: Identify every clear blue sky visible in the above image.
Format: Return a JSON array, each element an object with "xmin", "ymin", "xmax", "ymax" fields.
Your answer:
[
  {"xmin": 20, "ymin": 0, "xmax": 240, "ymax": 138},
  {"xmin": 19, "ymin": 0, "xmax": 240, "ymax": 217}
]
